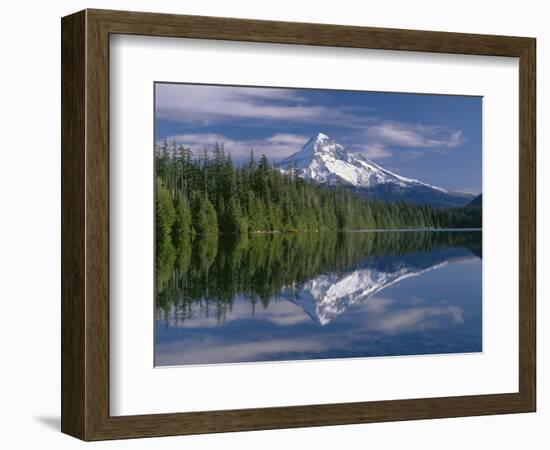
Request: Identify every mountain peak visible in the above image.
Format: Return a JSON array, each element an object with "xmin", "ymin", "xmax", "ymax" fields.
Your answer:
[
  {"xmin": 278, "ymin": 133, "xmax": 474, "ymax": 207},
  {"xmin": 302, "ymin": 132, "xmax": 334, "ymax": 154},
  {"xmin": 281, "ymin": 133, "xmax": 416, "ymax": 188},
  {"xmin": 315, "ymin": 132, "xmax": 330, "ymax": 141}
]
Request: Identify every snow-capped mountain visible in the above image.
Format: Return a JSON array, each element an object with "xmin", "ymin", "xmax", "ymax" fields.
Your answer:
[
  {"xmin": 280, "ymin": 133, "xmax": 434, "ymax": 190},
  {"xmin": 279, "ymin": 133, "xmax": 475, "ymax": 208}
]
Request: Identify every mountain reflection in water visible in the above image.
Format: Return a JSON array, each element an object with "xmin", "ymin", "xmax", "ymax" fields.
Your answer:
[{"xmin": 155, "ymin": 230, "xmax": 482, "ymax": 366}]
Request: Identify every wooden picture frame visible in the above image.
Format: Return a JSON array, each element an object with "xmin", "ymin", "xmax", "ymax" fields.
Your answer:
[{"xmin": 61, "ymin": 9, "xmax": 536, "ymax": 441}]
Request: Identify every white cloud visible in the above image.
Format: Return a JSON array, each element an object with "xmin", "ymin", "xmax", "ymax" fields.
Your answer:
[
  {"xmin": 156, "ymin": 84, "xmax": 468, "ymax": 163},
  {"xmin": 364, "ymin": 121, "xmax": 463, "ymax": 149},
  {"xmin": 161, "ymin": 132, "xmax": 309, "ymax": 160},
  {"xmin": 353, "ymin": 143, "xmax": 394, "ymax": 160},
  {"xmin": 155, "ymin": 83, "xmax": 373, "ymax": 127},
  {"xmin": 265, "ymin": 133, "xmax": 308, "ymax": 145}
]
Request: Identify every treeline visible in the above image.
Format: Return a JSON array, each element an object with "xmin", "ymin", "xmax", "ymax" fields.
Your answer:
[{"xmin": 155, "ymin": 141, "xmax": 482, "ymax": 244}]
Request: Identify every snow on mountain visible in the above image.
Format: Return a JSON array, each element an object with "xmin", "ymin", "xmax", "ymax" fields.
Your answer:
[{"xmin": 279, "ymin": 132, "xmax": 448, "ymax": 192}]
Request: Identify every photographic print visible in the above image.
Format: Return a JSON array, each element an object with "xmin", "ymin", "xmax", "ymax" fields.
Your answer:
[{"xmin": 154, "ymin": 83, "xmax": 482, "ymax": 367}]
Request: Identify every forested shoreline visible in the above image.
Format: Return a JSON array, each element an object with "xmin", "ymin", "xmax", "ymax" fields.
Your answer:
[{"xmin": 155, "ymin": 141, "xmax": 482, "ymax": 247}]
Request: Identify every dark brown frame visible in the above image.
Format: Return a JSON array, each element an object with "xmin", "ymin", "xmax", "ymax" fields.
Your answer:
[{"xmin": 61, "ymin": 9, "xmax": 536, "ymax": 441}]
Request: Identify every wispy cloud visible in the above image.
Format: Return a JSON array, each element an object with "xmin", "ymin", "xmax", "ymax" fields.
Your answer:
[
  {"xmin": 364, "ymin": 121, "xmax": 463, "ymax": 149},
  {"xmin": 343, "ymin": 121, "xmax": 465, "ymax": 162},
  {"xmin": 161, "ymin": 132, "xmax": 309, "ymax": 160},
  {"xmin": 156, "ymin": 83, "xmax": 375, "ymax": 128},
  {"xmin": 156, "ymin": 84, "xmax": 468, "ymax": 165},
  {"xmin": 349, "ymin": 142, "xmax": 394, "ymax": 160}
]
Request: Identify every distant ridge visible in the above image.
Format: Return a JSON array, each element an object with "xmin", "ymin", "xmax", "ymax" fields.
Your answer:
[{"xmin": 468, "ymin": 194, "xmax": 482, "ymax": 207}]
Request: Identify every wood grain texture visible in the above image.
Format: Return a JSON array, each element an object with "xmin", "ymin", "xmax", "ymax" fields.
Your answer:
[
  {"xmin": 61, "ymin": 10, "xmax": 86, "ymax": 439},
  {"xmin": 61, "ymin": 8, "xmax": 537, "ymax": 441},
  {"xmin": 89, "ymin": 8, "xmax": 532, "ymax": 56},
  {"xmin": 518, "ymin": 39, "xmax": 536, "ymax": 410}
]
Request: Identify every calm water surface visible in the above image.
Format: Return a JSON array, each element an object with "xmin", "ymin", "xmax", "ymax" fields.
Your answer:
[{"xmin": 155, "ymin": 230, "xmax": 482, "ymax": 366}]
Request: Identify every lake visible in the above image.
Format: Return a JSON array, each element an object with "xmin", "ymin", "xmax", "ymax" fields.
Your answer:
[{"xmin": 155, "ymin": 230, "xmax": 482, "ymax": 366}]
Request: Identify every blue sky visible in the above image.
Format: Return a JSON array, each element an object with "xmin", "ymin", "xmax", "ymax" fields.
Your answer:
[{"xmin": 155, "ymin": 83, "xmax": 482, "ymax": 193}]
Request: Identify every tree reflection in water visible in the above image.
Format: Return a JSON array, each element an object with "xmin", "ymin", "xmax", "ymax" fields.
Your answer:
[{"xmin": 155, "ymin": 230, "xmax": 482, "ymax": 326}]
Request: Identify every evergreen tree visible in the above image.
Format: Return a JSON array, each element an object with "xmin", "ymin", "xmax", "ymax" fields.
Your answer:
[
  {"xmin": 154, "ymin": 144, "xmax": 481, "ymax": 242},
  {"xmin": 173, "ymin": 192, "xmax": 192, "ymax": 243},
  {"xmin": 193, "ymin": 194, "xmax": 219, "ymax": 234},
  {"xmin": 227, "ymin": 198, "xmax": 248, "ymax": 234},
  {"xmin": 156, "ymin": 181, "xmax": 176, "ymax": 242}
]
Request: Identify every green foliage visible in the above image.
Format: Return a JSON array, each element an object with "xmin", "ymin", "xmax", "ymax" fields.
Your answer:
[
  {"xmin": 155, "ymin": 141, "xmax": 481, "ymax": 238},
  {"xmin": 226, "ymin": 197, "xmax": 249, "ymax": 234},
  {"xmin": 154, "ymin": 140, "xmax": 483, "ymax": 325},
  {"xmin": 155, "ymin": 181, "xmax": 176, "ymax": 243},
  {"xmin": 173, "ymin": 192, "xmax": 192, "ymax": 244},
  {"xmin": 156, "ymin": 230, "xmax": 482, "ymax": 322},
  {"xmin": 156, "ymin": 237, "xmax": 176, "ymax": 293},
  {"xmin": 192, "ymin": 194, "xmax": 219, "ymax": 234}
]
